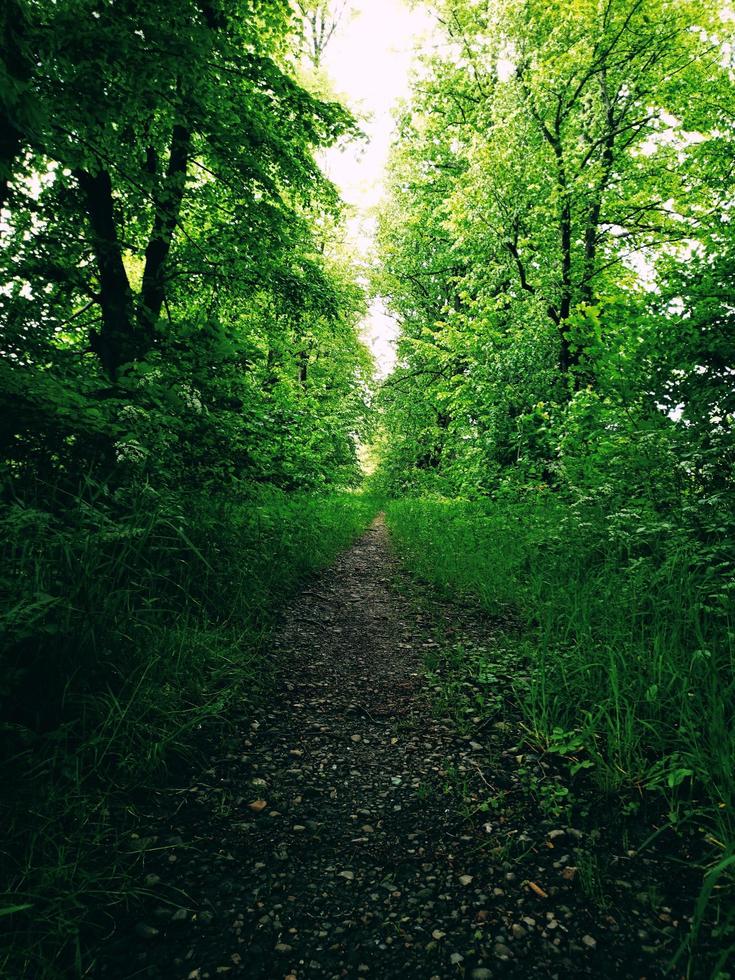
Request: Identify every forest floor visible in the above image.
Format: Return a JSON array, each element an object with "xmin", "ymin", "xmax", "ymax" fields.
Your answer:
[{"xmin": 93, "ymin": 515, "xmax": 698, "ymax": 980}]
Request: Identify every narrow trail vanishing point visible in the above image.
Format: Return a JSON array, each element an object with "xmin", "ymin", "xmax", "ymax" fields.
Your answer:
[{"xmin": 95, "ymin": 516, "xmax": 690, "ymax": 980}]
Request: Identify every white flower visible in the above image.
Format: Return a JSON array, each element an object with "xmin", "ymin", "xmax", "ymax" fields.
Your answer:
[
  {"xmin": 115, "ymin": 439, "xmax": 147, "ymax": 464},
  {"xmin": 178, "ymin": 383, "xmax": 203, "ymax": 413}
]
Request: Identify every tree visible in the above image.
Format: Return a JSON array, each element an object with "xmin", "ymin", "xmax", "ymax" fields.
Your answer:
[
  {"xmin": 1, "ymin": 0, "xmax": 370, "ymax": 494},
  {"xmin": 374, "ymin": 0, "xmax": 733, "ymax": 494},
  {"xmin": 296, "ymin": 0, "xmax": 352, "ymax": 69}
]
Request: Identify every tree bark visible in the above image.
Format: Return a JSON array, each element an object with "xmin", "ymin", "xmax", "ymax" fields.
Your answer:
[
  {"xmin": 580, "ymin": 94, "xmax": 616, "ymax": 304},
  {"xmin": 0, "ymin": 0, "xmax": 32, "ymax": 210},
  {"xmin": 139, "ymin": 122, "xmax": 190, "ymax": 337},
  {"xmin": 551, "ymin": 138, "xmax": 574, "ymax": 376},
  {"xmin": 76, "ymin": 167, "xmax": 138, "ymax": 380}
]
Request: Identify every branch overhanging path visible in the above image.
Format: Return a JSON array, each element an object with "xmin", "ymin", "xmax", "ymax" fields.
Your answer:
[{"xmin": 94, "ymin": 517, "xmax": 695, "ymax": 980}]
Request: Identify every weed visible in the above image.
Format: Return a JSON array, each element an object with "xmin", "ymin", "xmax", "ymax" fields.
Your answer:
[{"xmin": 577, "ymin": 852, "xmax": 611, "ymax": 910}]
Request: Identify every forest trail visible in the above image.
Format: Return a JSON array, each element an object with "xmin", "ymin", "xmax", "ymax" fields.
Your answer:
[{"xmin": 95, "ymin": 517, "xmax": 680, "ymax": 980}]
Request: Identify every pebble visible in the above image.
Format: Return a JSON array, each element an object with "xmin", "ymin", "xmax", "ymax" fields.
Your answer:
[{"xmin": 96, "ymin": 522, "xmax": 677, "ymax": 980}]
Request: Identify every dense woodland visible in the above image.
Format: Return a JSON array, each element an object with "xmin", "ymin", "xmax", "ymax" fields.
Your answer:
[{"xmin": 1, "ymin": 0, "xmax": 734, "ymax": 976}]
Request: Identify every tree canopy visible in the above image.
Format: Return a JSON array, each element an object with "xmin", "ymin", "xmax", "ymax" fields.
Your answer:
[
  {"xmin": 374, "ymin": 0, "xmax": 735, "ymax": 504},
  {"xmin": 2, "ymin": 1, "xmax": 735, "ymax": 974},
  {"xmin": 1, "ymin": 0, "xmax": 371, "ymax": 494}
]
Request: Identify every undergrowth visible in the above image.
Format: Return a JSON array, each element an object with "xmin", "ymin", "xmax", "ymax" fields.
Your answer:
[
  {"xmin": 386, "ymin": 494, "xmax": 735, "ymax": 974},
  {"xmin": 0, "ymin": 485, "xmax": 376, "ymax": 979}
]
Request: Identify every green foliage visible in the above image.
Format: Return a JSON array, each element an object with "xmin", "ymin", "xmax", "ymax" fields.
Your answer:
[
  {"xmin": 0, "ymin": 2, "xmax": 377, "ymax": 974},
  {"xmin": 385, "ymin": 495, "xmax": 735, "ymax": 966},
  {"xmin": 387, "ymin": 496, "xmax": 734, "ymax": 815},
  {"xmin": 1, "ymin": 0, "xmax": 371, "ymax": 493},
  {"xmin": 3, "ymin": 0, "xmax": 735, "ymax": 971},
  {"xmin": 375, "ymin": 0, "xmax": 735, "ymax": 863},
  {"xmin": 373, "ymin": 0, "xmax": 735, "ymax": 500},
  {"xmin": 0, "ymin": 485, "xmax": 376, "ymax": 978},
  {"xmin": 375, "ymin": 3, "xmax": 735, "ymax": 966}
]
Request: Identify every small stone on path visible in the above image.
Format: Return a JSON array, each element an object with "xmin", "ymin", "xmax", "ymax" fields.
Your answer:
[{"xmin": 93, "ymin": 516, "xmax": 673, "ymax": 980}]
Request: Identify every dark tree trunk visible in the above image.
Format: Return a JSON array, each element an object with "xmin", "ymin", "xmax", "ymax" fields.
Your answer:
[
  {"xmin": 0, "ymin": 126, "xmax": 23, "ymax": 211},
  {"xmin": 553, "ymin": 140, "xmax": 575, "ymax": 377},
  {"xmin": 76, "ymin": 167, "xmax": 138, "ymax": 380},
  {"xmin": 139, "ymin": 122, "xmax": 190, "ymax": 336},
  {"xmin": 580, "ymin": 81, "xmax": 616, "ymax": 305},
  {"xmin": 298, "ymin": 352, "xmax": 308, "ymax": 385},
  {"xmin": 0, "ymin": 0, "xmax": 32, "ymax": 210}
]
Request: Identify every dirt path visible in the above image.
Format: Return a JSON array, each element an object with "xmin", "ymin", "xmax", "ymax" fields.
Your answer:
[{"xmin": 95, "ymin": 516, "xmax": 684, "ymax": 979}]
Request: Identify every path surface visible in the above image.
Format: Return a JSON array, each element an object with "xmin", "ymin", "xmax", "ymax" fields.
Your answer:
[{"xmin": 96, "ymin": 517, "xmax": 682, "ymax": 979}]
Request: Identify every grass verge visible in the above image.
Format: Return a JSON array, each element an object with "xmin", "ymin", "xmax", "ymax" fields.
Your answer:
[
  {"xmin": 386, "ymin": 494, "xmax": 735, "ymax": 974},
  {"xmin": 0, "ymin": 485, "xmax": 377, "ymax": 978}
]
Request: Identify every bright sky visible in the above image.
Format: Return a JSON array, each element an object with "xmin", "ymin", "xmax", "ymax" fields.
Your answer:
[{"xmin": 320, "ymin": 0, "xmax": 434, "ymax": 376}]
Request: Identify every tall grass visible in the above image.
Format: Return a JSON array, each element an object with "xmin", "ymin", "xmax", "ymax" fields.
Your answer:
[
  {"xmin": 0, "ymin": 484, "xmax": 376, "ymax": 978},
  {"xmin": 386, "ymin": 494, "xmax": 734, "ymax": 838},
  {"xmin": 387, "ymin": 493, "xmax": 735, "ymax": 967}
]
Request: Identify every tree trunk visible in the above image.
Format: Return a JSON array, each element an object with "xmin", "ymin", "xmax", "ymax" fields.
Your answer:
[
  {"xmin": 0, "ymin": 0, "xmax": 32, "ymax": 210},
  {"xmin": 76, "ymin": 167, "xmax": 138, "ymax": 380},
  {"xmin": 553, "ymin": 140, "xmax": 575, "ymax": 377},
  {"xmin": 139, "ymin": 122, "xmax": 190, "ymax": 337},
  {"xmin": 580, "ymin": 78, "xmax": 616, "ymax": 304}
]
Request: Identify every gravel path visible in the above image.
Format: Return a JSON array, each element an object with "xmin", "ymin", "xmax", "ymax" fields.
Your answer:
[{"xmin": 95, "ymin": 516, "xmax": 690, "ymax": 979}]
